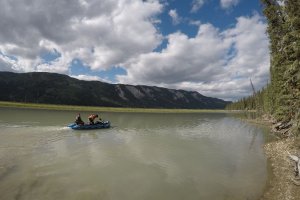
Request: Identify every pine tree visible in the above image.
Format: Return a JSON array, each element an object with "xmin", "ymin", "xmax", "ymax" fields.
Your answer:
[
  {"xmin": 283, "ymin": 0, "xmax": 300, "ymax": 129},
  {"xmin": 227, "ymin": 0, "xmax": 300, "ymax": 133}
]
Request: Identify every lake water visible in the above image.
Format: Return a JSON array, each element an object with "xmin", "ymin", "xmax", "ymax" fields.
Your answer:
[{"xmin": 0, "ymin": 108, "xmax": 273, "ymax": 200}]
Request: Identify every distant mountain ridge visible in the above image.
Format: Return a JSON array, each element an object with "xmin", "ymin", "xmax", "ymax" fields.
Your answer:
[{"xmin": 0, "ymin": 72, "xmax": 230, "ymax": 109}]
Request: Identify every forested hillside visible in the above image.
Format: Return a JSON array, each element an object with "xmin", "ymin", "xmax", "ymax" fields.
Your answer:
[
  {"xmin": 226, "ymin": 0, "xmax": 300, "ymax": 133},
  {"xmin": 0, "ymin": 72, "xmax": 229, "ymax": 109}
]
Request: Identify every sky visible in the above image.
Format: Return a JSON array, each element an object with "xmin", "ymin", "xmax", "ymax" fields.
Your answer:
[{"xmin": 0, "ymin": 0, "xmax": 270, "ymax": 101}]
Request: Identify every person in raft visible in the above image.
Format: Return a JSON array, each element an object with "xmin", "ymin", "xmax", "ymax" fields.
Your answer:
[
  {"xmin": 88, "ymin": 114, "xmax": 99, "ymax": 125},
  {"xmin": 75, "ymin": 113, "xmax": 84, "ymax": 125}
]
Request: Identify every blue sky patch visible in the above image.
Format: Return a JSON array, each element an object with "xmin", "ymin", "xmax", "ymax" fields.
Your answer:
[
  {"xmin": 70, "ymin": 59, "xmax": 126, "ymax": 82},
  {"xmin": 40, "ymin": 49, "xmax": 61, "ymax": 63},
  {"xmin": 0, "ymin": 51, "xmax": 18, "ymax": 61}
]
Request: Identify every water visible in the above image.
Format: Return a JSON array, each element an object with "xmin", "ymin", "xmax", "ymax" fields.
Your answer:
[{"xmin": 0, "ymin": 108, "xmax": 273, "ymax": 200}]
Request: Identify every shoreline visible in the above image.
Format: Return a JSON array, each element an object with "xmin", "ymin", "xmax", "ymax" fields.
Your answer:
[
  {"xmin": 262, "ymin": 137, "xmax": 300, "ymax": 200},
  {"xmin": 246, "ymin": 117, "xmax": 300, "ymax": 200},
  {"xmin": 0, "ymin": 101, "xmax": 231, "ymax": 113}
]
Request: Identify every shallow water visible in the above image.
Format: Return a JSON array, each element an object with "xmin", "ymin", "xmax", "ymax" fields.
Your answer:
[{"xmin": 0, "ymin": 108, "xmax": 273, "ymax": 200}]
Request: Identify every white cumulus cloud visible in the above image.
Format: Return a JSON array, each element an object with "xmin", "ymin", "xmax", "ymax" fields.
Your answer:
[
  {"xmin": 168, "ymin": 9, "xmax": 181, "ymax": 25},
  {"xmin": 71, "ymin": 74, "xmax": 109, "ymax": 82},
  {"xmin": 0, "ymin": 0, "xmax": 163, "ymax": 73},
  {"xmin": 191, "ymin": 0, "xmax": 206, "ymax": 13},
  {"xmin": 220, "ymin": 0, "xmax": 240, "ymax": 9},
  {"xmin": 117, "ymin": 14, "xmax": 270, "ymax": 101}
]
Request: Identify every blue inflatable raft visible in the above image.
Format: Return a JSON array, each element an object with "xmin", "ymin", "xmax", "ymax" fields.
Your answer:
[{"xmin": 68, "ymin": 121, "xmax": 110, "ymax": 130}]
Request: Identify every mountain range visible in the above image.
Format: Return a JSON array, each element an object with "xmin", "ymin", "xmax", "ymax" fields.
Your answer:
[{"xmin": 0, "ymin": 72, "xmax": 230, "ymax": 109}]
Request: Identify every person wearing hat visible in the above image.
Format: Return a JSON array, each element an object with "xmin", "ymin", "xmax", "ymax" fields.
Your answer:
[{"xmin": 88, "ymin": 114, "xmax": 99, "ymax": 125}]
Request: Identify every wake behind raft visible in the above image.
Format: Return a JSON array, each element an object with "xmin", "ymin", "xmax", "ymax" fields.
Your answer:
[{"xmin": 68, "ymin": 121, "xmax": 111, "ymax": 130}]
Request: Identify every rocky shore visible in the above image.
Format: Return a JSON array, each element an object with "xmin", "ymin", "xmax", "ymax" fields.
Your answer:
[
  {"xmin": 262, "ymin": 138, "xmax": 300, "ymax": 200},
  {"xmin": 259, "ymin": 116, "xmax": 300, "ymax": 200}
]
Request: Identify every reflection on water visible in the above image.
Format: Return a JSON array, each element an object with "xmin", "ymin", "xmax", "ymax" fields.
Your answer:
[{"xmin": 0, "ymin": 108, "xmax": 273, "ymax": 200}]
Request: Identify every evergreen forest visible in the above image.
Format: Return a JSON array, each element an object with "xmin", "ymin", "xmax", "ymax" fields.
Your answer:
[{"xmin": 226, "ymin": 0, "xmax": 300, "ymax": 134}]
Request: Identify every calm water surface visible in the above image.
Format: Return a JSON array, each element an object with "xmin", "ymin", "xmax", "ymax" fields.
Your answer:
[{"xmin": 0, "ymin": 108, "xmax": 273, "ymax": 200}]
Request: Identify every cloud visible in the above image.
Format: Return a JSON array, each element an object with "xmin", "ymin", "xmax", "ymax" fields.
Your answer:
[
  {"xmin": 189, "ymin": 20, "xmax": 202, "ymax": 26},
  {"xmin": 220, "ymin": 0, "xmax": 239, "ymax": 9},
  {"xmin": 0, "ymin": 54, "xmax": 19, "ymax": 72},
  {"xmin": 118, "ymin": 24, "xmax": 229, "ymax": 84},
  {"xmin": 71, "ymin": 74, "xmax": 109, "ymax": 82},
  {"xmin": 0, "ymin": 0, "xmax": 163, "ymax": 72},
  {"xmin": 168, "ymin": 9, "xmax": 181, "ymax": 25},
  {"xmin": 191, "ymin": 0, "xmax": 205, "ymax": 13},
  {"xmin": 117, "ymin": 14, "xmax": 270, "ymax": 101}
]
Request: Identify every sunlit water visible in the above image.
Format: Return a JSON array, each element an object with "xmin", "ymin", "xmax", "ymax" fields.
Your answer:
[{"xmin": 0, "ymin": 108, "xmax": 273, "ymax": 200}]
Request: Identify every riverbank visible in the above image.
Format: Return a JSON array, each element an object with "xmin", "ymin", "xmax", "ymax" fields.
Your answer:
[
  {"xmin": 262, "ymin": 137, "xmax": 300, "ymax": 200},
  {"xmin": 239, "ymin": 114, "xmax": 300, "ymax": 199},
  {"xmin": 0, "ymin": 101, "xmax": 229, "ymax": 113},
  {"xmin": 249, "ymin": 115, "xmax": 300, "ymax": 200}
]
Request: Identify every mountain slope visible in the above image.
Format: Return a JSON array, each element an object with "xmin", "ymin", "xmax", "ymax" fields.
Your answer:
[{"xmin": 0, "ymin": 72, "xmax": 230, "ymax": 109}]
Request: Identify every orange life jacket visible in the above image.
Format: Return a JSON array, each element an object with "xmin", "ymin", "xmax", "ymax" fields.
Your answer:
[{"xmin": 88, "ymin": 114, "xmax": 98, "ymax": 120}]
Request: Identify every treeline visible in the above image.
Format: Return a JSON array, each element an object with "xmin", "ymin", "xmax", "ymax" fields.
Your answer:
[
  {"xmin": 226, "ymin": 86, "xmax": 270, "ymax": 111},
  {"xmin": 227, "ymin": 0, "xmax": 300, "ymax": 126}
]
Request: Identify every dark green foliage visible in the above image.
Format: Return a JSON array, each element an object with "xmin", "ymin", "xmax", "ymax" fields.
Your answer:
[
  {"xmin": 0, "ymin": 72, "xmax": 230, "ymax": 109},
  {"xmin": 227, "ymin": 0, "xmax": 300, "ymax": 130}
]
